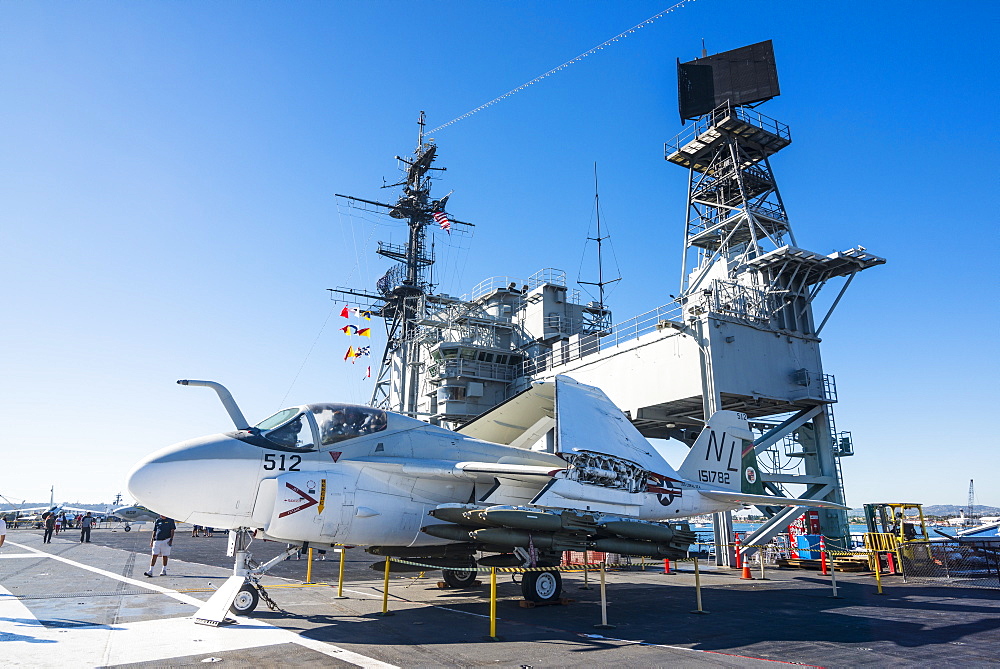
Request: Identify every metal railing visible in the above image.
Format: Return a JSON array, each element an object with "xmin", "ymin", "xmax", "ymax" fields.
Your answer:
[
  {"xmin": 521, "ymin": 301, "xmax": 683, "ymax": 376},
  {"xmin": 465, "ymin": 276, "xmax": 524, "ymax": 302},
  {"xmin": 527, "ymin": 268, "xmax": 567, "ymax": 289},
  {"xmin": 665, "ymin": 101, "xmax": 791, "ymax": 157}
]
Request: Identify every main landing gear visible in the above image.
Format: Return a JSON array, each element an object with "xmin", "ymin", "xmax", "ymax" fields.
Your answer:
[
  {"xmin": 441, "ymin": 564, "xmax": 479, "ymax": 588},
  {"xmin": 520, "ymin": 570, "xmax": 562, "ymax": 603}
]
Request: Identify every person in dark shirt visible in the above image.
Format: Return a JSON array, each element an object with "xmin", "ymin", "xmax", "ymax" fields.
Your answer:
[
  {"xmin": 80, "ymin": 512, "xmax": 95, "ymax": 543},
  {"xmin": 43, "ymin": 512, "xmax": 55, "ymax": 544},
  {"xmin": 144, "ymin": 514, "xmax": 176, "ymax": 577}
]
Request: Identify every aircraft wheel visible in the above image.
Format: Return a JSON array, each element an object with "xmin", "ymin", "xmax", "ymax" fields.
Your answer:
[
  {"xmin": 230, "ymin": 584, "xmax": 259, "ymax": 614},
  {"xmin": 442, "ymin": 566, "xmax": 478, "ymax": 588},
  {"xmin": 521, "ymin": 570, "xmax": 562, "ymax": 603},
  {"xmin": 123, "ymin": 525, "xmax": 131, "ymax": 532}
]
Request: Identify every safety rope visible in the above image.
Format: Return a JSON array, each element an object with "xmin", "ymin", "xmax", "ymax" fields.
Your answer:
[
  {"xmin": 387, "ymin": 556, "xmax": 610, "ymax": 573},
  {"xmin": 427, "ymin": 0, "xmax": 700, "ymax": 134}
]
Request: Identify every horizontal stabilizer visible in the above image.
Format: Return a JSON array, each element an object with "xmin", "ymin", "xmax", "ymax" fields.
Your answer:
[{"xmin": 699, "ymin": 490, "xmax": 849, "ymax": 510}]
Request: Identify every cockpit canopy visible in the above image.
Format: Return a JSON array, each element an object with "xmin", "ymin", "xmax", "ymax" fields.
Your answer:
[{"xmin": 253, "ymin": 403, "xmax": 389, "ymax": 451}]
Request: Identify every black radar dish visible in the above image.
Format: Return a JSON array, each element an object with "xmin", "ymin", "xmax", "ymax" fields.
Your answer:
[{"xmin": 677, "ymin": 40, "xmax": 780, "ymax": 122}]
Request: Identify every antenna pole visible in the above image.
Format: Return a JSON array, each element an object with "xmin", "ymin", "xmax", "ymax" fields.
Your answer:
[
  {"xmin": 579, "ymin": 162, "xmax": 621, "ymax": 334},
  {"xmin": 968, "ymin": 479, "xmax": 976, "ymax": 524},
  {"xmin": 594, "ymin": 163, "xmax": 605, "ymax": 311}
]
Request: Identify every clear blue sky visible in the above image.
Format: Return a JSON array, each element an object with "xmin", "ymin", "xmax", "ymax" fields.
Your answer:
[{"xmin": 1, "ymin": 1, "xmax": 996, "ymax": 508}]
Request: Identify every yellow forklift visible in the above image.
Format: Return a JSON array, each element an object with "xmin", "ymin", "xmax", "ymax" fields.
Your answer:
[{"xmin": 863, "ymin": 503, "xmax": 931, "ymax": 575}]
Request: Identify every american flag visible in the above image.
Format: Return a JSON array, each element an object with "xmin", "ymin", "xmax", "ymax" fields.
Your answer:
[{"xmin": 433, "ymin": 210, "xmax": 451, "ymax": 234}]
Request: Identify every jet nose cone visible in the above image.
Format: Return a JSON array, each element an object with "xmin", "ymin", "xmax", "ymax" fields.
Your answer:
[{"xmin": 127, "ymin": 433, "xmax": 261, "ymax": 526}]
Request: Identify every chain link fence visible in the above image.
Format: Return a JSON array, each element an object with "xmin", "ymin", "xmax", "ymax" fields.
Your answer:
[{"xmin": 895, "ymin": 540, "xmax": 1000, "ymax": 589}]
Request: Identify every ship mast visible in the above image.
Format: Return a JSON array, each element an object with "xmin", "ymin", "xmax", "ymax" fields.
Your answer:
[{"xmin": 330, "ymin": 112, "xmax": 472, "ymax": 415}]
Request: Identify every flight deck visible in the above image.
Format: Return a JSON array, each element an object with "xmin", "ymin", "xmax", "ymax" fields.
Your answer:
[{"xmin": 2, "ymin": 525, "xmax": 998, "ymax": 667}]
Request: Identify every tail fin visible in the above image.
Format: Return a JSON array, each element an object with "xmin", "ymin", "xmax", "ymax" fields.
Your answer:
[{"xmin": 678, "ymin": 410, "xmax": 764, "ymax": 494}]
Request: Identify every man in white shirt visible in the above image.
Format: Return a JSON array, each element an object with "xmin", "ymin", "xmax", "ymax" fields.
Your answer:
[{"xmin": 0, "ymin": 515, "xmax": 7, "ymax": 552}]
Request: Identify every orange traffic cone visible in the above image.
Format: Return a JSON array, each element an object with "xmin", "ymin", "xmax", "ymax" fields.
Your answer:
[{"xmin": 741, "ymin": 562, "xmax": 754, "ymax": 580}]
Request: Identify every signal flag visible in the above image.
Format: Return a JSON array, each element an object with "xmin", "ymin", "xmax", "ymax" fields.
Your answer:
[{"xmin": 340, "ymin": 306, "xmax": 350, "ymax": 318}]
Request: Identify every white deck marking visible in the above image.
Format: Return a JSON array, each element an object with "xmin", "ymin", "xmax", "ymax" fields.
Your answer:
[
  {"xmin": 9, "ymin": 541, "xmax": 203, "ymax": 606},
  {"xmin": 4, "ymin": 541, "xmax": 398, "ymax": 669},
  {"xmin": 0, "ymin": 554, "xmax": 44, "ymax": 558}
]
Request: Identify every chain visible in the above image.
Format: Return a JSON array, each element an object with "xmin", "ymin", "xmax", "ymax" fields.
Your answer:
[
  {"xmin": 427, "ymin": 0, "xmax": 700, "ymax": 134},
  {"xmin": 251, "ymin": 578, "xmax": 282, "ymax": 612}
]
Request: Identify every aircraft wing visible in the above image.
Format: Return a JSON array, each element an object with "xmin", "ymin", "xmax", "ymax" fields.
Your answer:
[
  {"xmin": 60, "ymin": 505, "xmax": 102, "ymax": 515},
  {"xmin": 11, "ymin": 506, "xmax": 50, "ymax": 514},
  {"xmin": 455, "ymin": 462, "xmax": 564, "ymax": 478},
  {"xmin": 456, "ymin": 382, "xmax": 555, "ymax": 447},
  {"xmin": 699, "ymin": 490, "xmax": 849, "ymax": 510},
  {"xmin": 353, "ymin": 457, "xmax": 563, "ymax": 482},
  {"xmin": 555, "ymin": 376, "xmax": 673, "ymax": 474}
]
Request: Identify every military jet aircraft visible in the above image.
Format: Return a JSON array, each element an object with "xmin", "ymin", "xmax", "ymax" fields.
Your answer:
[
  {"xmin": 127, "ymin": 376, "xmax": 845, "ymax": 617},
  {"xmin": 111, "ymin": 504, "xmax": 160, "ymax": 531}
]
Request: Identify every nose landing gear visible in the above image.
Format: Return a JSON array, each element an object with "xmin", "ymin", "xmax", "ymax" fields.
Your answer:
[
  {"xmin": 230, "ymin": 583, "xmax": 259, "ymax": 614},
  {"xmin": 194, "ymin": 528, "xmax": 300, "ymax": 625}
]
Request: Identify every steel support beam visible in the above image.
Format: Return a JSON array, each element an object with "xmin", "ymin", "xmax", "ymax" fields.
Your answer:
[
  {"xmin": 740, "ymin": 484, "xmax": 833, "ymax": 558},
  {"xmin": 753, "ymin": 406, "xmax": 823, "ymax": 454}
]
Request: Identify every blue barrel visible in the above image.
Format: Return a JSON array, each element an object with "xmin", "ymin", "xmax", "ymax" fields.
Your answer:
[{"xmin": 796, "ymin": 534, "xmax": 822, "ymax": 559}]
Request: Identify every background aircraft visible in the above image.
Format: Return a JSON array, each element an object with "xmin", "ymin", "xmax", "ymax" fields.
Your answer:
[
  {"xmin": 6, "ymin": 488, "xmax": 107, "ymax": 526},
  {"xmin": 111, "ymin": 504, "xmax": 160, "ymax": 531},
  {"xmin": 128, "ymin": 376, "xmax": 843, "ymax": 614}
]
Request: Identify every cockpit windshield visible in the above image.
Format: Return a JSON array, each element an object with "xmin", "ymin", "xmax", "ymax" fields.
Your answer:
[
  {"xmin": 256, "ymin": 408, "xmax": 299, "ymax": 430},
  {"xmin": 255, "ymin": 409, "xmax": 315, "ymax": 450},
  {"xmin": 310, "ymin": 404, "xmax": 387, "ymax": 445}
]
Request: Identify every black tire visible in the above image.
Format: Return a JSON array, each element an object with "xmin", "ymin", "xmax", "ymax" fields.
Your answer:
[
  {"xmin": 123, "ymin": 525, "xmax": 131, "ymax": 532},
  {"xmin": 230, "ymin": 584, "xmax": 259, "ymax": 614},
  {"xmin": 521, "ymin": 570, "xmax": 562, "ymax": 603},
  {"xmin": 442, "ymin": 566, "xmax": 478, "ymax": 588}
]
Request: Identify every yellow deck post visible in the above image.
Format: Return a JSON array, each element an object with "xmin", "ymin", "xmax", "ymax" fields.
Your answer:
[
  {"xmin": 335, "ymin": 546, "xmax": 347, "ymax": 599},
  {"xmin": 376, "ymin": 558, "xmax": 393, "ymax": 616},
  {"xmin": 828, "ymin": 547, "xmax": 841, "ymax": 598},
  {"xmin": 489, "ymin": 567, "xmax": 498, "ymax": 640},
  {"xmin": 691, "ymin": 558, "xmax": 707, "ymax": 614},
  {"xmin": 306, "ymin": 547, "xmax": 314, "ymax": 584},
  {"xmin": 873, "ymin": 550, "xmax": 884, "ymax": 595},
  {"xmin": 594, "ymin": 561, "xmax": 615, "ymax": 629}
]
